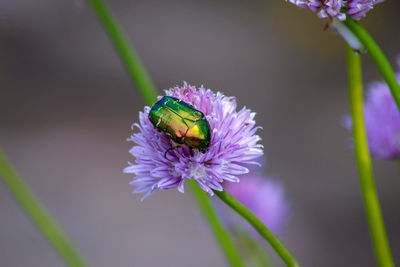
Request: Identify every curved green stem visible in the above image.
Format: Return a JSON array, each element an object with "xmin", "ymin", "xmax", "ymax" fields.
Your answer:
[
  {"xmin": 235, "ymin": 227, "xmax": 274, "ymax": 267},
  {"xmin": 346, "ymin": 45, "xmax": 394, "ymax": 267},
  {"xmin": 343, "ymin": 18, "xmax": 400, "ymax": 112},
  {"xmin": 89, "ymin": 0, "xmax": 158, "ymax": 105},
  {"xmin": 214, "ymin": 190, "xmax": 300, "ymax": 267},
  {"xmin": 189, "ymin": 181, "xmax": 245, "ymax": 267},
  {"xmin": 0, "ymin": 148, "xmax": 87, "ymax": 267}
]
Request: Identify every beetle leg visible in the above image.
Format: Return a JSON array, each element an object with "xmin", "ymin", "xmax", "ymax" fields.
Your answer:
[
  {"xmin": 164, "ymin": 145, "xmax": 181, "ymax": 159},
  {"xmin": 189, "ymin": 147, "xmax": 194, "ymax": 157},
  {"xmin": 164, "ymin": 147, "xmax": 174, "ymax": 159}
]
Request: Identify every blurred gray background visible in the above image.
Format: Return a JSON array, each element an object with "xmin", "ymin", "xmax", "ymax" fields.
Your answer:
[{"xmin": 1, "ymin": 0, "xmax": 399, "ymax": 266}]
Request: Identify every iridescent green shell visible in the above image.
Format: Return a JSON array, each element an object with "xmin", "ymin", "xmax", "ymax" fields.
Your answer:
[{"xmin": 148, "ymin": 96, "xmax": 211, "ymax": 152}]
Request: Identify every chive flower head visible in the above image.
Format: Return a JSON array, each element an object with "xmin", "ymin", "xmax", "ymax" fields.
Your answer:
[
  {"xmin": 124, "ymin": 83, "xmax": 263, "ymax": 199},
  {"xmin": 287, "ymin": 0, "xmax": 384, "ymax": 21}
]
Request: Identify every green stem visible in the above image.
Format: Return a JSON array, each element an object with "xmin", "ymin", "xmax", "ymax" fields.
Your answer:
[
  {"xmin": 214, "ymin": 190, "xmax": 300, "ymax": 267},
  {"xmin": 346, "ymin": 45, "xmax": 394, "ymax": 267},
  {"xmin": 88, "ymin": 1, "xmax": 245, "ymax": 265},
  {"xmin": 0, "ymin": 148, "xmax": 87, "ymax": 267},
  {"xmin": 235, "ymin": 227, "xmax": 274, "ymax": 267},
  {"xmin": 188, "ymin": 181, "xmax": 245, "ymax": 267},
  {"xmin": 89, "ymin": 0, "xmax": 158, "ymax": 105},
  {"xmin": 343, "ymin": 18, "xmax": 400, "ymax": 112}
]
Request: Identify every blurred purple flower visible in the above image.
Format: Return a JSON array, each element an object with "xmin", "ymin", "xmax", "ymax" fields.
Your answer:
[
  {"xmin": 124, "ymin": 83, "xmax": 263, "ymax": 200},
  {"xmin": 225, "ymin": 174, "xmax": 290, "ymax": 235},
  {"xmin": 287, "ymin": 0, "xmax": 384, "ymax": 21},
  {"xmin": 344, "ymin": 56, "xmax": 400, "ymax": 160}
]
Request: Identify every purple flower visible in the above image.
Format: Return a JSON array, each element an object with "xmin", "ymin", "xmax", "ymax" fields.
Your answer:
[
  {"xmin": 287, "ymin": 0, "xmax": 384, "ymax": 21},
  {"xmin": 225, "ymin": 174, "xmax": 290, "ymax": 235},
  {"xmin": 124, "ymin": 83, "xmax": 263, "ymax": 199},
  {"xmin": 318, "ymin": 0, "xmax": 346, "ymax": 21},
  {"xmin": 344, "ymin": 56, "xmax": 400, "ymax": 160},
  {"xmin": 288, "ymin": 0, "xmax": 322, "ymax": 12},
  {"xmin": 347, "ymin": 0, "xmax": 385, "ymax": 20}
]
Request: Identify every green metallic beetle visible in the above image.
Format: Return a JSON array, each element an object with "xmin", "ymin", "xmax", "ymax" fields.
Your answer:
[{"xmin": 148, "ymin": 96, "xmax": 211, "ymax": 156}]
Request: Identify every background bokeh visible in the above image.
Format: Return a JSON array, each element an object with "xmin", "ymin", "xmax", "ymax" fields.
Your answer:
[{"xmin": 1, "ymin": 0, "xmax": 400, "ymax": 266}]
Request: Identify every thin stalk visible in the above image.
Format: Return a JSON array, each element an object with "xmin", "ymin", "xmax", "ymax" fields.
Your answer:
[
  {"xmin": 189, "ymin": 181, "xmax": 245, "ymax": 267},
  {"xmin": 89, "ymin": 0, "xmax": 158, "ymax": 105},
  {"xmin": 88, "ymin": 1, "xmax": 245, "ymax": 265},
  {"xmin": 343, "ymin": 18, "xmax": 400, "ymax": 112},
  {"xmin": 235, "ymin": 227, "xmax": 274, "ymax": 267},
  {"xmin": 346, "ymin": 45, "xmax": 394, "ymax": 267},
  {"xmin": 214, "ymin": 190, "xmax": 300, "ymax": 267},
  {"xmin": 0, "ymin": 149, "xmax": 87, "ymax": 267}
]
